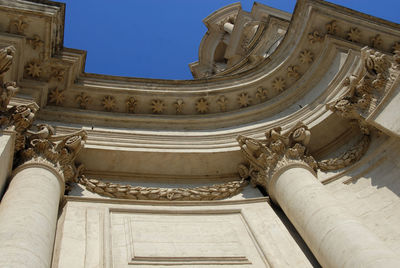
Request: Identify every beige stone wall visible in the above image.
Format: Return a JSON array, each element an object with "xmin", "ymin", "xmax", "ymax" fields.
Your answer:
[
  {"xmin": 52, "ymin": 198, "xmax": 319, "ymax": 268},
  {"xmin": 325, "ymin": 136, "xmax": 400, "ymax": 255},
  {"xmin": 0, "ymin": 133, "xmax": 14, "ymax": 196}
]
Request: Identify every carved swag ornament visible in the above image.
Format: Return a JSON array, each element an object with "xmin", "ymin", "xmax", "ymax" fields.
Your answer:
[{"xmin": 79, "ymin": 176, "xmax": 247, "ymax": 201}]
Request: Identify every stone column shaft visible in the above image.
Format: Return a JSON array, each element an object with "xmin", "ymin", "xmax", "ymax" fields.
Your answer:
[
  {"xmin": 0, "ymin": 165, "xmax": 63, "ymax": 268},
  {"xmin": 238, "ymin": 123, "xmax": 400, "ymax": 268},
  {"xmin": 272, "ymin": 166, "xmax": 400, "ymax": 268}
]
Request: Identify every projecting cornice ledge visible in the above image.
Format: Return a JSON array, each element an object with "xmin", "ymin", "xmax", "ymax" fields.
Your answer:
[{"xmin": 1, "ymin": 0, "xmax": 400, "ymax": 183}]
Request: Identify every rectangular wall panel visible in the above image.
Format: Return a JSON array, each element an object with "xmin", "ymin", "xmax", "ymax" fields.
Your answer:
[{"xmin": 110, "ymin": 209, "xmax": 268, "ymax": 267}]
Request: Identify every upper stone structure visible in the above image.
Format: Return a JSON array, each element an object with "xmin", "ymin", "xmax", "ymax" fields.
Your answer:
[{"xmin": 0, "ymin": 0, "xmax": 399, "ymax": 184}]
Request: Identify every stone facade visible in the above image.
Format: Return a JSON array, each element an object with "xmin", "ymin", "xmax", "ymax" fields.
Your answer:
[{"xmin": 0, "ymin": 0, "xmax": 400, "ymax": 267}]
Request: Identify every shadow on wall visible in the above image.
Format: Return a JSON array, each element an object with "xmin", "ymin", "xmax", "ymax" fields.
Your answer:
[{"xmin": 272, "ymin": 203, "xmax": 321, "ymax": 268}]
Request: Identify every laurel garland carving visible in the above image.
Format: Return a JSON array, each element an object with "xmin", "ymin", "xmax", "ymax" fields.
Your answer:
[
  {"xmin": 317, "ymin": 132, "xmax": 370, "ymax": 171},
  {"xmin": 79, "ymin": 175, "xmax": 247, "ymax": 201}
]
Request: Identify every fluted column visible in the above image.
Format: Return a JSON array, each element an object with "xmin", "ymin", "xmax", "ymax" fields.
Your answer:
[
  {"xmin": 0, "ymin": 126, "xmax": 86, "ymax": 268},
  {"xmin": 238, "ymin": 123, "xmax": 400, "ymax": 268}
]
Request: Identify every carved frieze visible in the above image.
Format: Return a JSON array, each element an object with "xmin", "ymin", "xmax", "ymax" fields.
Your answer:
[
  {"xmin": 8, "ymin": 16, "xmax": 28, "ymax": 35},
  {"xmin": 126, "ymin": 97, "xmax": 137, "ymax": 113},
  {"xmin": 48, "ymin": 88, "xmax": 65, "ymax": 105},
  {"xmin": 237, "ymin": 92, "xmax": 251, "ymax": 108},
  {"xmin": 370, "ymin": 34, "xmax": 383, "ymax": 49},
  {"xmin": 151, "ymin": 99, "xmax": 165, "ymax": 114},
  {"xmin": 299, "ymin": 50, "xmax": 313, "ymax": 65},
  {"xmin": 308, "ymin": 31, "xmax": 324, "ymax": 44},
  {"xmin": 75, "ymin": 92, "xmax": 91, "ymax": 109},
  {"xmin": 196, "ymin": 98, "xmax": 209, "ymax": 113},
  {"xmin": 102, "ymin": 95, "xmax": 116, "ymax": 112},
  {"xmin": 27, "ymin": 34, "xmax": 44, "ymax": 50},
  {"xmin": 174, "ymin": 99, "xmax": 184, "ymax": 114},
  {"xmin": 347, "ymin": 27, "xmax": 361, "ymax": 43},
  {"xmin": 255, "ymin": 87, "xmax": 268, "ymax": 102},
  {"xmin": 272, "ymin": 77, "xmax": 285, "ymax": 92},
  {"xmin": 326, "ymin": 20, "xmax": 338, "ymax": 35},
  {"xmin": 287, "ymin": 65, "xmax": 300, "ymax": 80},
  {"xmin": 217, "ymin": 95, "xmax": 228, "ymax": 112},
  {"xmin": 50, "ymin": 67, "xmax": 65, "ymax": 82},
  {"xmin": 25, "ymin": 60, "xmax": 42, "ymax": 78}
]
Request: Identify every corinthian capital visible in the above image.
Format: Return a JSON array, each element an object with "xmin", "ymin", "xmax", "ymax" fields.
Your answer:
[
  {"xmin": 17, "ymin": 125, "xmax": 87, "ymax": 185},
  {"xmin": 237, "ymin": 122, "xmax": 317, "ymax": 193}
]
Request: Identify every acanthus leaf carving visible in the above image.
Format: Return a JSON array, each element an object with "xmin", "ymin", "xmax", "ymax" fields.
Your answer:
[
  {"xmin": 237, "ymin": 122, "xmax": 317, "ymax": 196},
  {"xmin": 328, "ymin": 47, "xmax": 392, "ymax": 120},
  {"xmin": 17, "ymin": 124, "xmax": 87, "ymax": 185}
]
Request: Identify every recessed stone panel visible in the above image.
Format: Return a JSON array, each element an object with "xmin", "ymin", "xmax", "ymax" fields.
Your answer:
[{"xmin": 110, "ymin": 210, "xmax": 269, "ymax": 267}]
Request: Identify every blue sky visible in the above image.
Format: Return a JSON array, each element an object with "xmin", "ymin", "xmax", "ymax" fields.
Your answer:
[{"xmin": 61, "ymin": 0, "xmax": 400, "ymax": 80}]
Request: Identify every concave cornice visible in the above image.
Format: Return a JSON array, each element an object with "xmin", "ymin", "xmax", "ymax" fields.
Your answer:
[{"xmin": 2, "ymin": 0, "xmax": 400, "ymax": 180}]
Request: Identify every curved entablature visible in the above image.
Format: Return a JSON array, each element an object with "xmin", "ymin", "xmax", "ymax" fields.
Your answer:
[{"xmin": 2, "ymin": 0, "xmax": 400, "ymax": 181}]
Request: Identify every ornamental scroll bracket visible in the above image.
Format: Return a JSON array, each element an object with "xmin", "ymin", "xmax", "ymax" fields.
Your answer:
[{"xmin": 327, "ymin": 46, "xmax": 393, "ymax": 123}]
